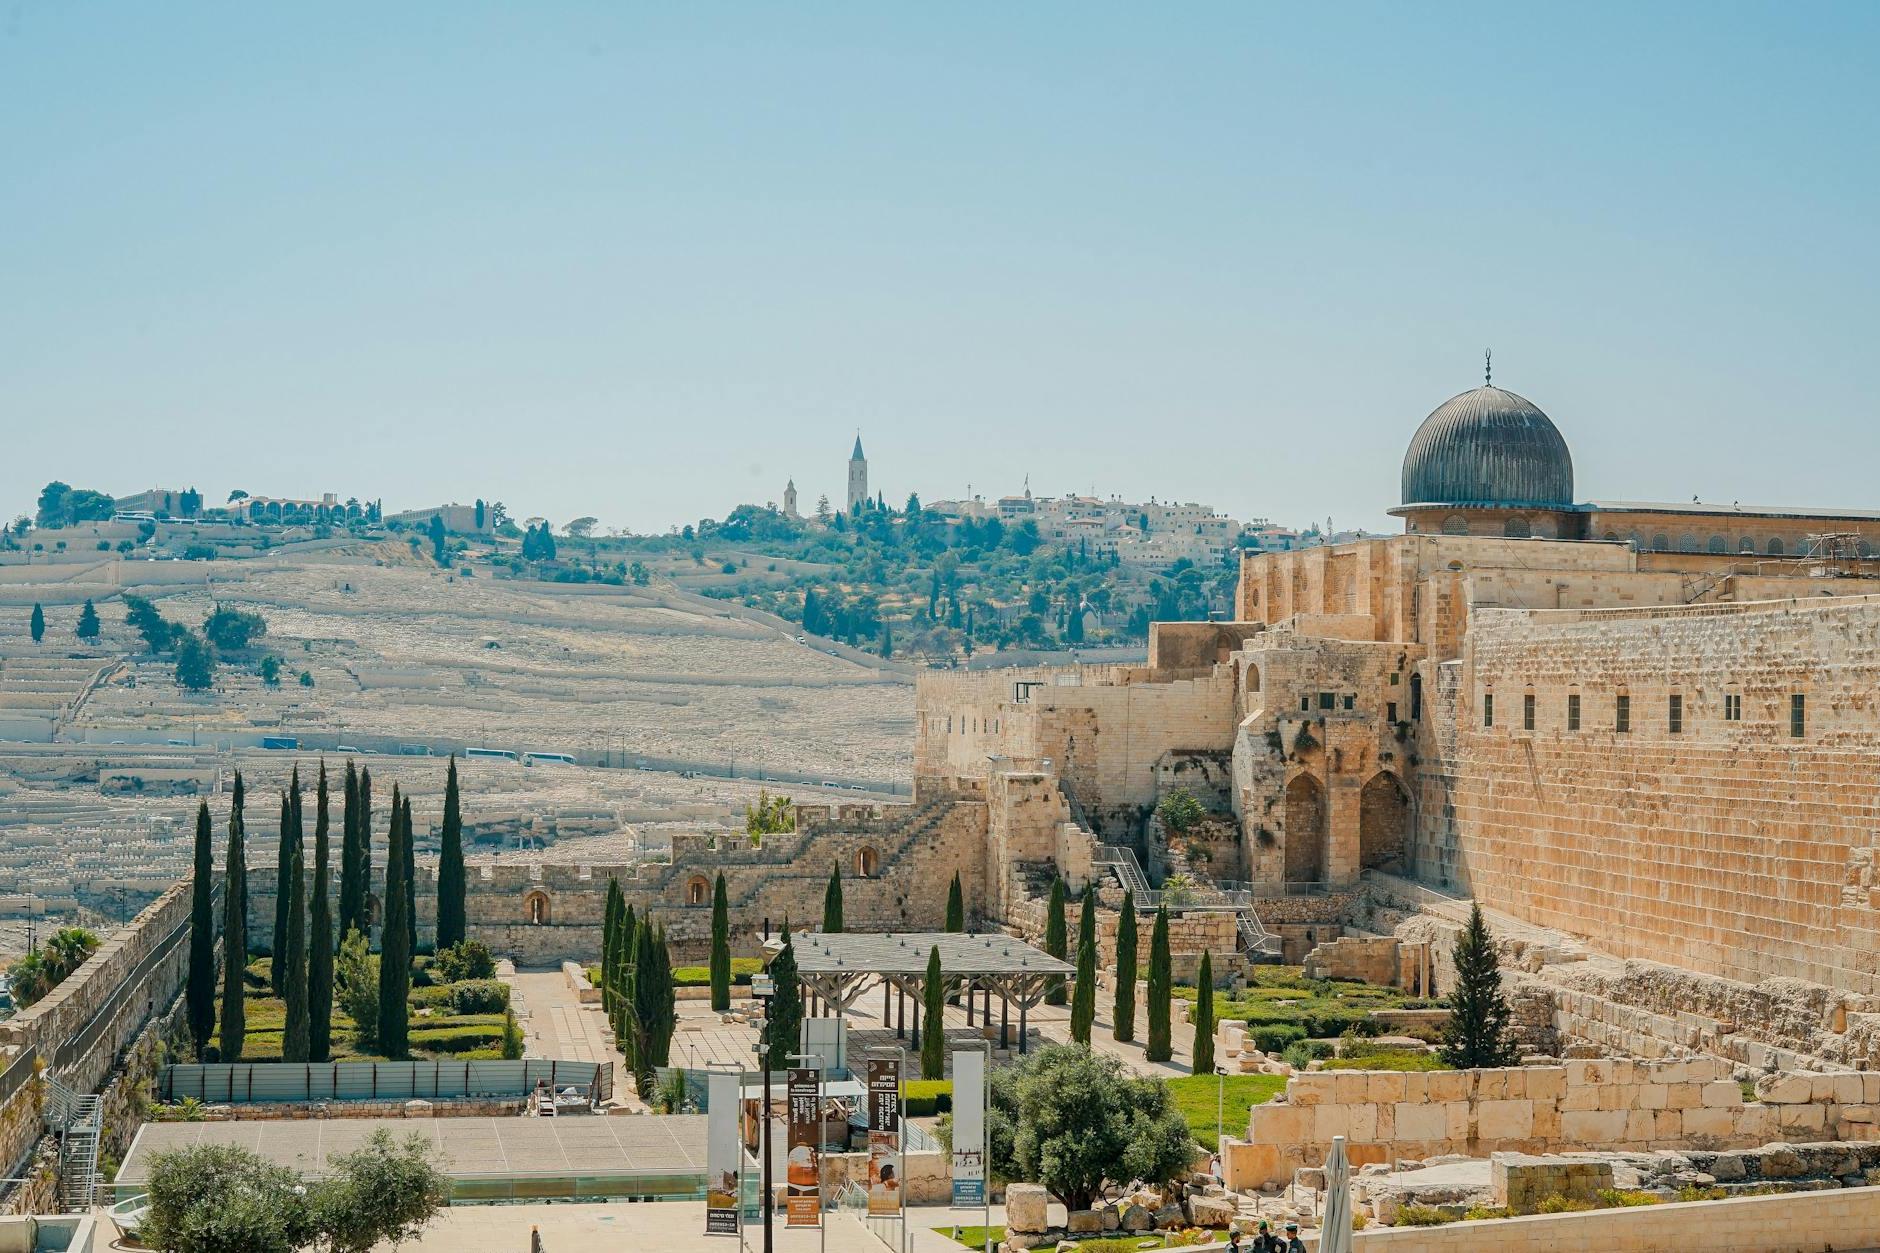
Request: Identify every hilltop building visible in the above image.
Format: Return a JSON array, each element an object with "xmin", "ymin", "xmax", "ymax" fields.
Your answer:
[
  {"xmin": 847, "ymin": 435, "xmax": 869, "ymax": 513},
  {"xmin": 783, "ymin": 478, "xmax": 799, "ymax": 519}
]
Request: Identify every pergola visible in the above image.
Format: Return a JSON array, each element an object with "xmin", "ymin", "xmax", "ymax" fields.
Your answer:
[{"xmin": 768, "ymin": 932, "xmax": 1072, "ymax": 1054}]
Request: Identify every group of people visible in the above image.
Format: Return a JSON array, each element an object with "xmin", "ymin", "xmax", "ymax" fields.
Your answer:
[{"xmin": 1225, "ymin": 1219, "xmax": 1306, "ymax": 1252}]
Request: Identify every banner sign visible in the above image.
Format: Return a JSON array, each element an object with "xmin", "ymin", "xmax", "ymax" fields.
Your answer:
[
  {"xmin": 950, "ymin": 1050, "xmax": 985, "ymax": 1208},
  {"xmin": 867, "ymin": 1057, "xmax": 902, "ymax": 1217},
  {"xmin": 705, "ymin": 1072, "xmax": 740, "ymax": 1235},
  {"xmin": 786, "ymin": 1068, "xmax": 821, "ymax": 1226}
]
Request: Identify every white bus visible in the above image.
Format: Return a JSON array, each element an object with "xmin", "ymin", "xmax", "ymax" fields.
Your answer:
[
  {"xmin": 465, "ymin": 747, "xmax": 519, "ymax": 762},
  {"xmin": 522, "ymin": 751, "xmax": 577, "ymax": 766}
]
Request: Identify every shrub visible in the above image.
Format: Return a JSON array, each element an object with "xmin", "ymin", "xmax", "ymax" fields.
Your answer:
[
  {"xmin": 1397, "ymin": 1204, "xmax": 1454, "ymax": 1226},
  {"xmin": 446, "ymin": 980, "xmax": 510, "ymax": 1015},
  {"xmin": 1281, "ymin": 1040, "xmax": 1336, "ymax": 1070},
  {"xmin": 673, "ymin": 957, "xmax": 762, "ymax": 988},
  {"xmin": 1596, "ymin": 1188, "xmax": 1664, "ymax": 1208},
  {"xmin": 432, "ymin": 940, "xmax": 496, "ymax": 983},
  {"xmin": 1673, "ymin": 1184, "xmax": 1731, "ymax": 1203},
  {"xmin": 1248, "ymin": 1023, "xmax": 1305, "ymax": 1054},
  {"xmin": 1461, "ymin": 1205, "xmax": 1510, "ymax": 1221},
  {"xmin": 903, "ymin": 1079, "xmax": 953, "ymax": 1117},
  {"xmin": 1536, "ymin": 1194, "xmax": 1595, "ymax": 1214},
  {"xmin": 407, "ymin": 1025, "xmax": 503, "ymax": 1054}
]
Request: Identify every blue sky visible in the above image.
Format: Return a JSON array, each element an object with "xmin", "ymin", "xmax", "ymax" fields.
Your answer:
[{"xmin": 4, "ymin": 3, "xmax": 1877, "ymax": 534}]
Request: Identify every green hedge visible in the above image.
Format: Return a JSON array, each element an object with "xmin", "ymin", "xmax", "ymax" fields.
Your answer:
[
  {"xmin": 673, "ymin": 958, "xmax": 764, "ymax": 988},
  {"xmin": 1248, "ymin": 1023, "xmax": 1306, "ymax": 1054},
  {"xmin": 408, "ymin": 1024, "xmax": 504, "ymax": 1054},
  {"xmin": 904, "ymin": 1080, "xmax": 952, "ymax": 1117}
]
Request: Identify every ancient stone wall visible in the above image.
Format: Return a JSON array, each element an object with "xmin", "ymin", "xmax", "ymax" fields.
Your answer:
[
  {"xmin": 1428, "ymin": 594, "xmax": 1880, "ymax": 996},
  {"xmin": 1227, "ymin": 1056, "xmax": 1880, "ymax": 1190}
]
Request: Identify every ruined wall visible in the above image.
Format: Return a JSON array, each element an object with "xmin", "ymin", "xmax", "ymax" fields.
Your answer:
[
  {"xmin": 1426, "ymin": 594, "xmax": 1880, "ymax": 996},
  {"xmin": 248, "ymin": 798, "xmax": 992, "ymax": 966},
  {"xmin": 1227, "ymin": 1056, "xmax": 1880, "ymax": 1190}
]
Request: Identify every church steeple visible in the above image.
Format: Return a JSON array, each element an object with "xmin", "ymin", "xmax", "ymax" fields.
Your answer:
[
  {"xmin": 846, "ymin": 433, "xmax": 869, "ymax": 513},
  {"xmin": 851, "ymin": 435, "xmax": 865, "ymax": 461}
]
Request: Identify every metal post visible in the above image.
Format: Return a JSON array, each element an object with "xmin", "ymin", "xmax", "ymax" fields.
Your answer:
[{"xmin": 999, "ymin": 986, "xmax": 1009, "ymax": 1051}]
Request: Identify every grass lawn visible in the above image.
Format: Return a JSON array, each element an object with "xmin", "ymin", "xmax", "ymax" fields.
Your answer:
[
  {"xmin": 1166, "ymin": 1073, "xmax": 1287, "ymax": 1148},
  {"xmin": 1175, "ymin": 965, "xmax": 1435, "ymax": 1043},
  {"xmin": 226, "ymin": 959, "xmax": 507, "ymax": 1062},
  {"xmin": 935, "ymin": 1226, "xmax": 1003, "ymax": 1249},
  {"xmin": 1322, "ymin": 1048, "xmax": 1444, "ymax": 1072}
]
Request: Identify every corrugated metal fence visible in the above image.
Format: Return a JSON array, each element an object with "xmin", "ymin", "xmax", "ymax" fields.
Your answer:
[{"xmin": 161, "ymin": 1059, "xmax": 610, "ymax": 1104}]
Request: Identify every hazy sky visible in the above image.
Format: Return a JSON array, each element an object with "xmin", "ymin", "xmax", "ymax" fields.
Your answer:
[{"xmin": 5, "ymin": 3, "xmax": 1878, "ymax": 536}]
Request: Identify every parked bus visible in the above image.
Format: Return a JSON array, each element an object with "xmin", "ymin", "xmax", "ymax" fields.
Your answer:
[
  {"xmin": 522, "ymin": 752, "xmax": 577, "ymax": 766},
  {"xmin": 465, "ymin": 747, "xmax": 519, "ymax": 762},
  {"xmin": 261, "ymin": 736, "xmax": 299, "ymax": 751}
]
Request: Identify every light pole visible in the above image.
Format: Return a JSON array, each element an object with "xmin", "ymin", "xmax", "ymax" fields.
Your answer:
[
  {"xmin": 751, "ymin": 973, "xmax": 776, "ymax": 1253},
  {"xmin": 1215, "ymin": 1065, "xmax": 1228, "ymax": 1168}
]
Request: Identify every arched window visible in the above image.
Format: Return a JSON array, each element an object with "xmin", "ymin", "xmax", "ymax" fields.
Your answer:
[
  {"xmin": 1677, "ymin": 533, "xmax": 1698, "ymax": 553},
  {"xmin": 686, "ymin": 876, "xmax": 710, "ymax": 906},
  {"xmin": 1602, "ymin": 531, "xmax": 1620, "ymax": 542},
  {"xmin": 1768, "ymin": 538, "xmax": 1785, "ymax": 556},
  {"xmin": 1504, "ymin": 516, "xmax": 1531, "ymax": 538},
  {"xmin": 1441, "ymin": 514, "xmax": 1469, "ymax": 536},
  {"xmin": 1740, "ymin": 536, "xmax": 1756, "ymax": 553},
  {"xmin": 1707, "ymin": 536, "xmax": 1727, "ymax": 553},
  {"xmin": 524, "ymin": 890, "xmax": 551, "ymax": 926},
  {"xmin": 1862, "ymin": 540, "xmax": 1875, "ymax": 558},
  {"xmin": 855, "ymin": 846, "xmax": 879, "ymax": 878},
  {"xmin": 1245, "ymin": 664, "xmax": 1262, "ymax": 694},
  {"xmin": 1651, "ymin": 533, "xmax": 1670, "ymax": 552}
]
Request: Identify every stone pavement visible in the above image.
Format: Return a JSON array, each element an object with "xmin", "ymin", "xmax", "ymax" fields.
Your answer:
[{"xmin": 509, "ymin": 968, "xmax": 634, "ymax": 1105}]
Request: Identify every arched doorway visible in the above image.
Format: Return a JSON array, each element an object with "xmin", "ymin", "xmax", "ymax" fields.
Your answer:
[
  {"xmin": 686, "ymin": 876, "xmax": 709, "ymax": 906},
  {"xmin": 1358, "ymin": 772, "xmax": 1411, "ymax": 872},
  {"xmin": 1283, "ymin": 774, "xmax": 1326, "ymax": 886},
  {"xmin": 855, "ymin": 846, "xmax": 879, "ymax": 877},
  {"xmin": 523, "ymin": 890, "xmax": 550, "ymax": 925}
]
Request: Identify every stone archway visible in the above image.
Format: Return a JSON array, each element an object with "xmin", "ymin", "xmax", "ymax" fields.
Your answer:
[
  {"xmin": 686, "ymin": 876, "xmax": 710, "ymax": 906},
  {"xmin": 1358, "ymin": 772, "xmax": 1411, "ymax": 872},
  {"xmin": 523, "ymin": 889, "xmax": 551, "ymax": 925},
  {"xmin": 1283, "ymin": 774, "xmax": 1326, "ymax": 886}
]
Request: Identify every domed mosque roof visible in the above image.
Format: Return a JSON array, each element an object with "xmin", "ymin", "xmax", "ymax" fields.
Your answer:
[{"xmin": 1401, "ymin": 366, "xmax": 1574, "ymax": 508}]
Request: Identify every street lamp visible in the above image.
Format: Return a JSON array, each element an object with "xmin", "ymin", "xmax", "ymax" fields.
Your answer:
[
  {"xmin": 1215, "ymin": 1065, "xmax": 1229, "ymax": 1175},
  {"xmin": 751, "ymin": 972, "xmax": 776, "ymax": 1253}
]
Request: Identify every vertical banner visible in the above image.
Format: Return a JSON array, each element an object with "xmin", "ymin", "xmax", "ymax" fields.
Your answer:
[
  {"xmin": 951, "ymin": 1049, "xmax": 986, "ymax": 1207},
  {"xmin": 705, "ymin": 1072, "xmax": 740, "ymax": 1235},
  {"xmin": 867, "ymin": 1056, "xmax": 902, "ymax": 1216},
  {"xmin": 786, "ymin": 1068, "xmax": 821, "ymax": 1227}
]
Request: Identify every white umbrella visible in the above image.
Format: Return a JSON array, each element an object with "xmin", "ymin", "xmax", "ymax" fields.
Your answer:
[{"xmin": 1319, "ymin": 1134, "xmax": 1354, "ymax": 1253}]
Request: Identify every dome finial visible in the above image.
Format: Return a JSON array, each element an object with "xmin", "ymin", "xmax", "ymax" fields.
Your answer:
[{"xmin": 1484, "ymin": 347, "xmax": 1492, "ymax": 387}]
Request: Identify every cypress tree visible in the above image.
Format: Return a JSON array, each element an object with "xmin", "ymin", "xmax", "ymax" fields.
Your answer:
[
  {"xmin": 1145, "ymin": 906, "xmax": 1172, "ymax": 1062},
  {"xmin": 1192, "ymin": 951, "xmax": 1216, "ymax": 1075},
  {"xmin": 185, "ymin": 800, "xmax": 217, "ymax": 1059},
  {"xmin": 630, "ymin": 922, "xmax": 661, "ymax": 1098},
  {"xmin": 436, "ymin": 756, "xmax": 466, "ymax": 949},
  {"xmin": 1043, "ymin": 877, "xmax": 1068, "ymax": 1005},
  {"xmin": 612, "ymin": 905, "xmax": 636, "ymax": 1053},
  {"xmin": 920, "ymin": 945, "xmax": 945, "ymax": 1080},
  {"xmin": 308, "ymin": 762, "xmax": 335, "ymax": 1062},
  {"xmin": 647, "ymin": 924, "xmax": 677, "ymax": 1066},
  {"xmin": 377, "ymin": 786, "xmax": 411, "ymax": 1058},
  {"xmin": 29, "ymin": 604, "xmax": 44, "ymax": 644},
  {"xmin": 271, "ymin": 782, "xmax": 294, "ymax": 987},
  {"xmin": 1440, "ymin": 902, "xmax": 1519, "ymax": 1068},
  {"xmin": 823, "ymin": 862, "xmax": 844, "ymax": 934},
  {"xmin": 356, "ymin": 767, "xmax": 373, "ymax": 941},
  {"xmin": 281, "ymin": 776, "xmax": 310, "ymax": 1063},
  {"xmin": 765, "ymin": 925, "xmax": 801, "ymax": 1072},
  {"xmin": 601, "ymin": 879, "xmax": 621, "ymax": 1015},
  {"xmin": 709, "ymin": 873, "xmax": 731, "ymax": 1013},
  {"xmin": 75, "ymin": 599, "xmax": 100, "ymax": 641},
  {"xmin": 1111, "ymin": 889, "xmax": 1138, "ymax": 1044},
  {"xmin": 1070, "ymin": 882, "xmax": 1097, "ymax": 1044},
  {"xmin": 338, "ymin": 760, "xmax": 362, "ymax": 940},
  {"xmin": 402, "ymin": 795, "xmax": 417, "ymax": 957},
  {"xmin": 945, "ymin": 871, "xmax": 964, "ymax": 932},
  {"xmin": 219, "ymin": 773, "xmax": 248, "ymax": 1063}
]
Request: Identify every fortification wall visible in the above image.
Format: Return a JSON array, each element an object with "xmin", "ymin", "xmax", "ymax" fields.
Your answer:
[{"xmin": 1425, "ymin": 595, "xmax": 1880, "ymax": 996}]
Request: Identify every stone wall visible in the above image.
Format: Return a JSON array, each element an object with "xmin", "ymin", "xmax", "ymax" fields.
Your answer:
[
  {"xmin": 1431, "ymin": 594, "xmax": 1880, "ymax": 997},
  {"xmin": 1226, "ymin": 1056, "xmax": 1880, "ymax": 1190},
  {"xmin": 1342, "ymin": 1183, "xmax": 1880, "ymax": 1253}
]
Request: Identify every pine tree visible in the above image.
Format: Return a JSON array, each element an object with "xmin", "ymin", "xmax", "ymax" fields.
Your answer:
[
  {"xmin": 765, "ymin": 926, "xmax": 802, "ymax": 1073},
  {"xmin": 28, "ymin": 603, "xmax": 43, "ymax": 644},
  {"xmin": 436, "ymin": 756, "xmax": 466, "ymax": 949},
  {"xmin": 709, "ymin": 873, "xmax": 731, "ymax": 1013},
  {"xmin": 1145, "ymin": 906, "xmax": 1172, "ymax": 1062},
  {"xmin": 338, "ymin": 761, "xmax": 362, "ymax": 941},
  {"xmin": 1112, "ymin": 889, "xmax": 1138, "ymax": 1044},
  {"xmin": 307, "ymin": 762, "xmax": 335, "ymax": 1062},
  {"xmin": 280, "ymin": 776, "xmax": 310, "ymax": 1063},
  {"xmin": 75, "ymin": 599, "xmax": 99, "ymax": 641},
  {"xmin": 1440, "ymin": 902, "xmax": 1518, "ymax": 1068},
  {"xmin": 185, "ymin": 800, "xmax": 217, "ymax": 1059},
  {"xmin": 822, "ymin": 862, "xmax": 844, "ymax": 934},
  {"xmin": 946, "ymin": 872, "xmax": 964, "ymax": 932},
  {"xmin": 920, "ymin": 945, "xmax": 945, "ymax": 1080},
  {"xmin": 1043, "ymin": 877, "xmax": 1068, "ymax": 1005},
  {"xmin": 377, "ymin": 787, "xmax": 411, "ymax": 1058},
  {"xmin": 402, "ymin": 795, "xmax": 417, "ymax": 957},
  {"xmin": 1070, "ymin": 882, "xmax": 1098, "ymax": 1044},
  {"xmin": 219, "ymin": 773, "xmax": 248, "ymax": 1063}
]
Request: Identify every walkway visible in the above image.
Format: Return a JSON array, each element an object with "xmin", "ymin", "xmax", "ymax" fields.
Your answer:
[{"xmin": 506, "ymin": 968, "xmax": 633, "ymax": 1105}]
